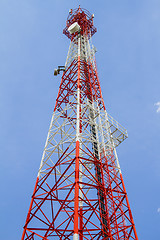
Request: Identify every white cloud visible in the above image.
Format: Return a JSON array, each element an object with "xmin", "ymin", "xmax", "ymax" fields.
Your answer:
[
  {"xmin": 157, "ymin": 208, "xmax": 160, "ymax": 213},
  {"xmin": 154, "ymin": 102, "xmax": 160, "ymax": 113}
]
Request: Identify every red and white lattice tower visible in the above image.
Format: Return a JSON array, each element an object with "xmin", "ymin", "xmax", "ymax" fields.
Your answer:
[{"xmin": 21, "ymin": 7, "xmax": 138, "ymax": 240}]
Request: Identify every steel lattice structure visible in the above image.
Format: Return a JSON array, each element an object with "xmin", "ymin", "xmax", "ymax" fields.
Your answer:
[{"xmin": 21, "ymin": 7, "xmax": 138, "ymax": 240}]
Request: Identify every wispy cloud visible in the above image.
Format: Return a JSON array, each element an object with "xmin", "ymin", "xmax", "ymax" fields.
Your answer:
[
  {"xmin": 157, "ymin": 208, "xmax": 160, "ymax": 213},
  {"xmin": 154, "ymin": 102, "xmax": 160, "ymax": 113}
]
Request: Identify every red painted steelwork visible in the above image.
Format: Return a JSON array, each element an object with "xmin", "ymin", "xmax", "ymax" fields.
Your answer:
[
  {"xmin": 21, "ymin": 7, "xmax": 138, "ymax": 240},
  {"xmin": 21, "ymin": 177, "xmax": 39, "ymax": 240},
  {"xmin": 63, "ymin": 7, "xmax": 97, "ymax": 39},
  {"xmin": 74, "ymin": 140, "xmax": 80, "ymax": 235}
]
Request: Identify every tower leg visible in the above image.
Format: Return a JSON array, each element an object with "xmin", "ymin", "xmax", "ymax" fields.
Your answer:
[
  {"xmin": 21, "ymin": 176, "xmax": 39, "ymax": 240},
  {"xmin": 120, "ymin": 173, "xmax": 138, "ymax": 240},
  {"xmin": 73, "ymin": 141, "xmax": 80, "ymax": 240}
]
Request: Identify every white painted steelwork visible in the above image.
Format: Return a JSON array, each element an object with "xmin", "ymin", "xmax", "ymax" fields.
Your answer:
[
  {"xmin": 36, "ymin": 29, "xmax": 128, "ymax": 240},
  {"xmin": 22, "ymin": 8, "xmax": 138, "ymax": 240}
]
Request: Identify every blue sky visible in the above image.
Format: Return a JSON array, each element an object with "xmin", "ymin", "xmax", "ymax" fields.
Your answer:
[{"xmin": 0, "ymin": 0, "xmax": 160, "ymax": 239}]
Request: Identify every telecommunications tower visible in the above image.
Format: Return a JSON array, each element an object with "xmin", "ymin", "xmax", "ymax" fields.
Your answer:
[{"xmin": 21, "ymin": 7, "xmax": 138, "ymax": 240}]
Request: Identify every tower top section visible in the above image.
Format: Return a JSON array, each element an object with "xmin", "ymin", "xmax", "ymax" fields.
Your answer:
[{"xmin": 63, "ymin": 6, "xmax": 97, "ymax": 39}]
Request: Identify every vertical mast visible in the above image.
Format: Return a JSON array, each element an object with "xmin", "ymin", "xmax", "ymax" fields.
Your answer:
[
  {"xmin": 73, "ymin": 31, "xmax": 81, "ymax": 240},
  {"xmin": 21, "ymin": 7, "xmax": 138, "ymax": 240}
]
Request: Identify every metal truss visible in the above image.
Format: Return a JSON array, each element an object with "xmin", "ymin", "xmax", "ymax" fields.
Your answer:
[{"xmin": 21, "ymin": 7, "xmax": 138, "ymax": 240}]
